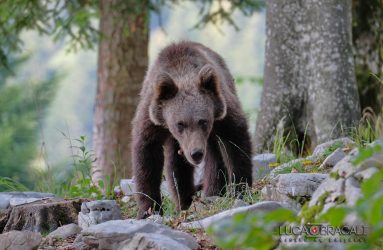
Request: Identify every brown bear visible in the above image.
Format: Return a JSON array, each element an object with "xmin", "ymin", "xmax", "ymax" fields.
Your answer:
[{"xmin": 132, "ymin": 41, "xmax": 253, "ymax": 219}]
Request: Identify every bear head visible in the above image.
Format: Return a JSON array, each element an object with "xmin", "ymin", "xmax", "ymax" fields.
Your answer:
[{"xmin": 149, "ymin": 64, "xmax": 227, "ymax": 165}]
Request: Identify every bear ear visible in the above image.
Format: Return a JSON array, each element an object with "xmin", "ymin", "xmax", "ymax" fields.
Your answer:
[
  {"xmin": 199, "ymin": 65, "xmax": 227, "ymax": 120},
  {"xmin": 155, "ymin": 74, "xmax": 178, "ymax": 101},
  {"xmin": 198, "ymin": 64, "xmax": 220, "ymax": 96},
  {"xmin": 149, "ymin": 73, "xmax": 178, "ymax": 125}
]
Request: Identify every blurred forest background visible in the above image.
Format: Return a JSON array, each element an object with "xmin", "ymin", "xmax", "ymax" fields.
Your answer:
[
  {"xmin": 0, "ymin": 1, "xmax": 265, "ymax": 189},
  {"xmin": 0, "ymin": 0, "xmax": 382, "ymax": 191}
]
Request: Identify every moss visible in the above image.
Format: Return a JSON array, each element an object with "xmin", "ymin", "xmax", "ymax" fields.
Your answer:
[
  {"xmin": 321, "ymin": 141, "xmax": 344, "ymax": 159},
  {"xmin": 299, "ymin": 191, "xmax": 330, "ymax": 223}
]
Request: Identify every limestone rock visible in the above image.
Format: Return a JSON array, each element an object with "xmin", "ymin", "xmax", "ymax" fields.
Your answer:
[
  {"xmin": 233, "ymin": 199, "xmax": 249, "ymax": 208},
  {"xmin": 0, "ymin": 230, "xmax": 42, "ymax": 250},
  {"xmin": 309, "ymin": 178, "xmax": 345, "ymax": 207},
  {"xmin": 81, "ymin": 219, "xmax": 198, "ymax": 250},
  {"xmin": 78, "ymin": 200, "xmax": 121, "ymax": 229},
  {"xmin": 2, "ymin": 199, "xmax": 82, "ymax": 234},
  {"xmin": 180, "ymin": 201, "xmax": 284, "ymax": 230},
  {"xmin": 262, "ymin": 173, "xmax": 327, "ymax": 211},
  {"xmin": 268, "ymin": 159, "xmax": 304, "ymax": 179},
  {"xmin": 312, "ymin": 137, "xmax": 356, "ymax": 158},
  {"xmin": 319, "ymin": 148, "xmax": 346, "ymax": 169},
  {"xmin": 120, "ymin": 178, "xmax": 170, "ymax": 197},
  {"xmin": 119, "ymin": 233, "xmax": 191, "ymax": 250},
  {"xmin": 344, "ymin": 177, "xmax": 362, "ymax": 206},
  {"xmin": 354, "ymin": 167, "xmax": 379, "ymax": 181},
  {"xmin": 332, "ymin": 154, "xmax": 359, "ymax": 178},
  {"xmin": 46, "ymin": 223, "xmax": 81, "ymax": 240},
  {"xmin": 252, "ymin": 153, "xmax": 277, "ymax": 180},
  {"xmin": 120, "ymin": 179, "xmax": 135, "ymax": 196},
  {"xmin": 0, "ymin": 192, "xmax": 55, "ymax": 209}
]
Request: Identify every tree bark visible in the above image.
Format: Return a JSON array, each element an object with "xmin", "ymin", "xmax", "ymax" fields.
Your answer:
[
  {"xmin": 92, "ymin": 0, "xmax": 149, "ymax": 182},
  {"xmin": 255, "ymin": 0, "xmax": 361, "ymax": 153}
]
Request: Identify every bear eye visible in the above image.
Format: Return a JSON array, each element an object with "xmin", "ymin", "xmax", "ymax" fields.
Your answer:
[
  {"xmin": 198, "ymin": 119, "xmax": 208, "ymax": 129},
  {"xmin": 176, "ymin": 122, "xmax": 186, "ymax": 133}
]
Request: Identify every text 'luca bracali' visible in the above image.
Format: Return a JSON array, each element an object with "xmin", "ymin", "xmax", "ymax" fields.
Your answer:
[{"xmin": 279, "ymin": 224, "xmax": 369, "ymax": 244}]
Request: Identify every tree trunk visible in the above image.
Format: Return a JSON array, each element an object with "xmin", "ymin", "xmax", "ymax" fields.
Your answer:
[
  {"xmin": 92, "ymin": 0, "xmax": 149, "ymax": 182},
  {"xmin": 352, "ymin": 0, "xmax": 383, "ymax": 114},
  {"xmin": 255, "ymin": 0, "xmax": 361, "ymax": 154}
]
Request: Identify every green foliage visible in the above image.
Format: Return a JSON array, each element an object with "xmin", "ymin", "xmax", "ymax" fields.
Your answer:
[
  {"xmin": 352, "ymin": 144, "xmax": 382, "ymax": 165},
  {"xmin": 235, "ymin": 75, "xmax": 263, "ymax": 86},
  {"xmin": 319, "ymin": 207, "xmax": 348, "ymax": 227},
  {"xmin": 0, "ymin": 0, "xmax": 265, "ymax": 67},
  {"xmin": 208, "ymin": 143, "xmax": 383, "ymax": 249},
  {"xmin": 275, "ymin": 161, "xmax": 305, "ymax": 175},
  {"xmin": 0, "ymin": 56, "xmax": 57, "ymax": 190},
  {"xmin": 0, "ymin": 0, "xmax": 99, "ymax": 66},
  {"xmin": 207, "ymin": 208, "xmax": 296, "ymax": 250},
  {"xmin": 351, "ymin": 107, "xmax": 383, "ymax": 147},
  {"xmin": 193, "ymin": 0, "xmax": 264, "ymax": 30},
  {"xmin": 2, "ymin": 134, "xmax": 116, "ymax": 200},
  {"xmin": 272, "ymin": 123, "xmax": 312, "ymax": 165},
  {"xmin": 0, "ymin": 177, "xmax": 29, "ymax": 192},
  {"xmin": 51, "ymin": 135, "xmax": 115, "ymax": 199},
  {"xmin": 300, "ymin": 191, "xmax": 329, "ymax": 224}
]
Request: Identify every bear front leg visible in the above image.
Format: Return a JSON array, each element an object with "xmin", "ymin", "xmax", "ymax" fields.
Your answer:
[
  {"xmin": 164, "ymin": 138, "xmax": 195, "ymax": 211},
  {"xmin": 132, "ymin": 125, "xmax": 166, "ymax": 219},
  {"xmin": 217, "ymin": 115, "xmax": 253, "ymax": 192},
  {"xmin": 202, "ymin": 136, "xmax": 228, "ymax": 197}
]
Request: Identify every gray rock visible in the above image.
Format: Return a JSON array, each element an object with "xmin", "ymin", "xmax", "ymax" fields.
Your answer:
[
  {"xmin": 180, "ymin": 201, "xmax": 285, "ymax": 230},
  {"xmin": 268, "ymin": 159, "xmax": 304, "ymax": 179},
  {"xmin": 114, "ymin": 186, "xmax": 122, "ymax": 194},
  {"xmin": 332, "ymin": 154, "xmax": 359, "ymax": 178},
  {"xmin": 359, "ymin": 152, "xmax": 383, "ymax": 170},
  {"xmin": 368, "ymin": 139, "xmax": 383, "ymax": 148},
  {"xmin": 3, "ymin": 199, "xmax": 82, "ymax": 233},
  {"xmin": 146, "ymin": 214, "xmax": 171, "ymax": 224},
  {"xmin": 78, "ymin": 200, "xmax": 121, "ymax": 229},
  {"xmin": 252, "ymin": 153, "xmax": 277, "ymax": 180},
  {"xmin": 233, "ymin": 199, "xmax": 249, "ymax": 208},
  {"xmin": 263, "ymin": 173, "xmax": 327, "ymax": 211},
  {"xmin": 355, "ymin": 167, "xmax": 379, "ymax": 181},
  {"xmin": 0, "ymin": 230, "xmax": 42, "ymax": 250},
  {"xmin": 319, "ymin": 148, "xmax": 346, "ymax": 169},
  {"xmin": 120, "ymin": 179, "xmax": 135, "ymax": 196},
  {"xmin": 160, "ymin": 181, "xmax": 170, "ymax": 197},
  {"xmin": 120, "ymin": 178, "xmax": 170, "ymax": 197},
  {"xmin": 272, "ymin": 173, "xmax": 327, "ymax": 197},
  {"xmin": 81, "ymin": 219, "xmax": 198, "ymax": 250},
  {"xmin": 46, "ymin": 223, "xmax": 81, "ymax": 240},
  {"xmin": 121, "ymin": 196, "xmax": 133, "ymax": 203},
  {"xmin": 309, "ymin": 178, "xmax": 345, "ymax": 207},
  {"xmin": 312, "ymin": 137, "xmax": 356, "ymax": 157},
  {"xmin": 203, "ymin": 196, "xmax": 220, "ymax": 203},
  {"xmin": 0, "ymin": 192, "xmax": 55, "ymax": 209},
  {"xmin": 0, "ymin": 194, "xmax": 12, "ymax": 209},
  {"xmin": 9, "ymin": 198, "xmax": 47, "ymax": 207},
  {"xmin": 344, "ymin": 177, "xmax": 362, "ymax": 206},
  {"xmin": 119, "ymin": 233, "xmax": 191, "ymax": 250}
]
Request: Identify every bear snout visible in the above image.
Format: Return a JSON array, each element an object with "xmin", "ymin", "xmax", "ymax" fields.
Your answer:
[{"xmin": 191, "ymin": 148, "xmax": 204, "ymax": 163}]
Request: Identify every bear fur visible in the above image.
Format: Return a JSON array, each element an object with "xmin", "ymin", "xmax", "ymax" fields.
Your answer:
[{"xmin": 132, "ymin": 41, "xmax": 253, "ymax": 219}]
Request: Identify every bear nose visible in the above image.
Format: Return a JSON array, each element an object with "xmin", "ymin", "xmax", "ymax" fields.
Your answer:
[{"xmin": 191, "ymin": 149, "xmax": 204, "ymax": 163}]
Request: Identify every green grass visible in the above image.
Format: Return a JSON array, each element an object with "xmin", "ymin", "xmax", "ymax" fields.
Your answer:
[
  {"xmin": 0, "ymin": 135, "xmax": 115, "ymax": 200},
  {"xmin": 272, "ymin": 127, "xmax": 294, "ymax": 164},
  {"xmin": 0, "ymin": 177, "xmax": 29, "ymax": 192},
  {"xmin": 351, "ymin": 107, "xmax": 383, "ymax": 148}
]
